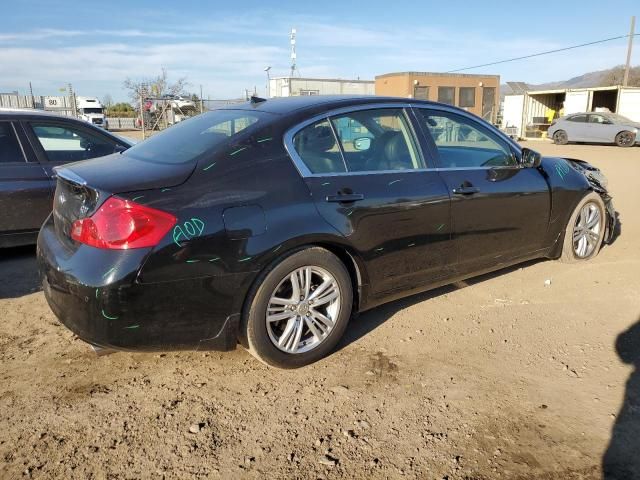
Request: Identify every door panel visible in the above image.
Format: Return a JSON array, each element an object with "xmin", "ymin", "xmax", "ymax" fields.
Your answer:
[
  {"xmin": 415, "ymin": 108, "xmax": 551, "ymax": 273},
  {"xmin": 0, "ymin": 122, "xmax": 53, "ymax": 234},
  {"xmin": 306, "ymin": 173, "xmax": 453, "ymax": 293},
  {"xmin": 290, "ymin": 107, "xmax": 454, "ymax": 294}
]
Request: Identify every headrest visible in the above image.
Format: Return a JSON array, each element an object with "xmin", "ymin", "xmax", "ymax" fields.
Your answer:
[{"xmin": 301, "ymin": 125, "xmax": 336, "ymax": 153}]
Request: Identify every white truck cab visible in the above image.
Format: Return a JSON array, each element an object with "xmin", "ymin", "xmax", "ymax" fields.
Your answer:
[{"xmin": 76, "ymin": 96, "xmax": 107, "ymax": 130}]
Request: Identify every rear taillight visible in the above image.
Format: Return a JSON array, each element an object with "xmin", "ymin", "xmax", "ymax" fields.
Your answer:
[{"xmin": 70, "ymin": 196, "xmax": 176, "ymax": 249}]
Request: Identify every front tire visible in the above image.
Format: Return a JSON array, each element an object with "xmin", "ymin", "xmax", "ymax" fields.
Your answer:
[
  {"xmin": 560, "ymin": 192, "xmax": 606, "ymax": 263},
  {"xmin": 553, "ymin": 130, "xmax": 569, "ymax": 145},
  {"xmin": 243, "ymin": 247, "xmax": 353, "ymax": 368},
  {"xmin": 615, "ymin": 130, "xmax": 636, "ymax": 147}
]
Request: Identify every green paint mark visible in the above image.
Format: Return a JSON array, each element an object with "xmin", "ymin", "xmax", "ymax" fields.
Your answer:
[
  {"xmin": 321, "ymin": 182, "xmax": 331, "ymax": 186},
  {"xmin": 161, "ymin": 188, "xmax": 172, "ymax": 192},
  {"xmin": 101, "ymin": 310, "xmax": 119, "ymax": 320},
  {"xmin": 124, "ymin": 324, "xmax": 140, "ymax": 330},
  {"xmin": 209, "ymin": 257, "xmax": 220, "ymax": 262},
  {"xmin": 388, "ymin": 179, "xmax": 402, "ymax": 186},
  {"xmin": 202, "ymin": 162, "xmax": 216, "ymax": 171},
  {"xmin": 407, "ymin": 243, "xmax": 415, "ymax": 247},
  {"xmin": 375, "ymin": 247, "xmax": 384, "ymax": 252},
  {"xmin": 273, "ymin": 245, "xmax": 282, "ymax": 253},
  {"xmin": 229, "ymin": 146, "xmax": 247, "ymax": 156},
  {"xmin": 238, "ymin": 256, "xmax": 252, "ymax": 262},
  {"xmin": 257, "ymin": 137, "xmax": 273, "ymax": 143},
  {"xmin": 173, "ymin": 217, "xmax": 205, "ymax": 247},
  {"xmin": 555, "ymin": 161, "xmax": 571, "ymax": 180},
  {"xmin": 346, "ymin": 210, "xmax": 354, "ymax": 217},
  {"xmin": 186, "ymin": 259, "xmax": 200, "ymax": 263},
  {"xmin": 131, "ymin": 195, "xmax": 144, "ymax": 202},
  {"xmin": 436, "ymin": 223, "xmax": 445, "ymax": 232},
  {"xmin": 102, "ymin": 267, "xmax": 115, "ymax": 279},
  {"xmin": 95, "ymin": 288, "xmax": 99, "ymax": 299}
]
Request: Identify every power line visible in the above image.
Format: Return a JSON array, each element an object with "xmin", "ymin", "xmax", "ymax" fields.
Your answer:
[{"xmin": 446, "ymin": 33, "xmax": 640, "ymax": 73}]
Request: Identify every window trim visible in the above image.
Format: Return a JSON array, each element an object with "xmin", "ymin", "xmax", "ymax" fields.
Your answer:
[
  {"xmin": 284, "ymin": 103, "xmax": 429, "ymax": 178},
  {"xmin": 413, "ymin": 106, "xmax": 520, "ymax": 170},
  {"xmin": 0, "ymin": 120, "xmax": 28, "ymax": 164}
]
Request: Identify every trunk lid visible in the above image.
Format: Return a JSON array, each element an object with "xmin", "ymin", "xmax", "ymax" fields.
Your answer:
[{"xmin": 55, "ymin": 152, "xmax": 197, "ymax": 193}]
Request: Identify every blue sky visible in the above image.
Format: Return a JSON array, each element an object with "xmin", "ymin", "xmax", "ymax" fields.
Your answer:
[{"xmin": 1, "ymin": 0, "xmax": 638, "ymax": 101}]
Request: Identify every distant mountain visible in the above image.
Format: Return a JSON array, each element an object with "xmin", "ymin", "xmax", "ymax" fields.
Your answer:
[{"xmin": 502, "ymin": 65, "xmax": 640, "ymax": 95}]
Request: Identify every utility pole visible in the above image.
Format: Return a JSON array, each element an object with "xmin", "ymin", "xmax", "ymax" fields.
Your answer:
[
  {"xmin": 29, "ymin": 82, "xmax": 34, "ymax": 109},
  {"xmin": 140, "ymin": 83, "xmax": 147, "ymax": 140},
  {"xmin": 199, "ymin": 84, "xmax": 203, "ymax": 113},
  {"xmin": 623, "ymin": 16, "xmax": 636, "ymax": 87},
  {"xmin": 290, "ymin": 28, "xmax": 297, "ymax": 77}
]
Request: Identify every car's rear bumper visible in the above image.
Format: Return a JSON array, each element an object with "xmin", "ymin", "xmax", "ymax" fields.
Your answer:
[{"xmin": 37, "ymin": 216, "xmax": 246, "ymax": 352}]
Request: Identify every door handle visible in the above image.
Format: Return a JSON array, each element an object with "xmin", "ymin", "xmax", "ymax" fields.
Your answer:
[
  {"xmin": 326, "ymin": 193, "xmax": 365, "ymax": 203},
  {"xmin": 452, "ymin": 186, "xmax": 480, "ymax": 195}
]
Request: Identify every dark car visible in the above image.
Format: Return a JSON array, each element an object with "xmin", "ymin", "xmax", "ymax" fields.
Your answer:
[
  {"xmin": 0, "ymin": 109, "xmax": 133, "ymax": 247},
  {"xmin": 37, "ymin": 96, "xmax": 616, "ymax": 368}
]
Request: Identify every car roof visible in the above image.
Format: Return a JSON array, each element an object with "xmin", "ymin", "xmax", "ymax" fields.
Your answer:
[
  {"xmin": 221, "ymin": 95, "xmax": 440, "ymax": 115},
  {"xmin": 0, "ymin": 108, "xmax": 77, "ymax": 119}
]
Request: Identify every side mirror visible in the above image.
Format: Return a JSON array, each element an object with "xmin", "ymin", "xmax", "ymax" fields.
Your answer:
[
  {"xmin": 521, "ymin": 147, "xmax": 542, "ymax": 168},
  {"xmin": 113, "ymin": 144, "xmax": 128, "ymax": 154},
  {"xmin": 353, "ymin": 137, "xmax": 372, "ymax": 151}
]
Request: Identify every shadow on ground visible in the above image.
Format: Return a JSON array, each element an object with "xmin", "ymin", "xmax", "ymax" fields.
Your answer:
[
  {"xmin": 338, "ymin": 259, "xmax": 542, "ymax": 351},
  {"xmin": 603, "ymin": 317, "xmax": 640, "ymax": 479},
  {"xmin": 0, "ymin": 245, "xmax": 40, "ymax": 299}
]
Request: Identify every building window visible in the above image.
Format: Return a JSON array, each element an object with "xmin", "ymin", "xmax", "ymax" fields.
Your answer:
[
  {"xmin": 299, "ymin": 89, "xmax": 319, "ymax": 96},
  {"xmin": 438, "ymin": 87, "xmax": 455, "ymax": 105},
  {"xmin": 458, "ymin": 87, "xmax": 475, "ymax": 108},
  {"xmin": 413, "ymin": 86, "xmax": 429, "ymax": 100}
]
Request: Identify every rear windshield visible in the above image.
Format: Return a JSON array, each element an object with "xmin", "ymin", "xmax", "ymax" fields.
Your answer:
[{"xmin": 124, "ymin": 109, "xmax": 269, "ymax": 164}]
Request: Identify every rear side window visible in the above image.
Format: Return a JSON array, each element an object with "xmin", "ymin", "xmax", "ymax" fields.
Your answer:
[
  {"xmin": 0, "ymin": 122, "xmax": 24, "ymax": 163},
  {"xmin": 417, "ymin": 109, "xmax": 516, "ymax": 168},
  {"xmin": 291, "ymin": 108, "xmax": 423, "ymax": 174},
  {"xmin": 292, "ymin": 120, "xmax": 346, "ymax": 174},
  {"xmin": 31, "ymin": 123, "xmax": 117, "ymax": 162},
  {"xmin": 124, "ymin": 110, "xmax": 267, "ymax": 164}
]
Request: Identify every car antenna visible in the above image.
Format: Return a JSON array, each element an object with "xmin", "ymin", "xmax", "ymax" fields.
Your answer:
[{"xmin": 250, "ymin": 95, "xmax": 267, "ymax": 104}]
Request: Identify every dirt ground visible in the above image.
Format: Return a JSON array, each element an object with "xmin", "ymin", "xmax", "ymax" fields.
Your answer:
[{"xmin": 1, "ymin": 141, "xmax": 639, "ymax": 479}]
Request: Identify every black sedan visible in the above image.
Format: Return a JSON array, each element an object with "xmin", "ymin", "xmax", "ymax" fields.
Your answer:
[
  {"xmin": 0, "ymin": 109, "xmax": 132, "ymax": 247},
  {"xmin": 37, "ymin": 96, "xmax": 616, "ymax": 368}
]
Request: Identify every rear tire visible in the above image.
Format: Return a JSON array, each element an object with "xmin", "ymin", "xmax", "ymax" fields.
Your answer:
[
  {"xmin": 560, "ymin": 192, "xmax": 606, "ymax": 263},
  {"xmin": 243, "ymin": 247, "xmax": 353, "ymax": 368},
  {"xmin": 553, "ymin": 130, "xmax": 569, "ymax": 145},
  {"xmin": 615, "ymin": 130, "xmax": 636, "ymax": 147}
]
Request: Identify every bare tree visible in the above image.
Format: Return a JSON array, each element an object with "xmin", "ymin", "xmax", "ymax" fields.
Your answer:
[
  {"xmin": 102, "ymin": 94, "xmax": 113, "ymax": 108},
  {"xmin": 123, "ymin": 67, "xmax": 188, "ymax": 101},
  {"xmin": 599, "ymin": 66, "xmax": 640, "ymax": 87}
]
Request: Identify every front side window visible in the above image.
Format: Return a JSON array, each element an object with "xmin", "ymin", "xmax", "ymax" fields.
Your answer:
[
  {"xmin": 458, "ymin": 87, "xmax": 475, "ymax": 108},
  {"xmin": 588, "ymin": 114, "xmax": 608, "ymax": 124},
  {"xmin": 30, "ymin": 123, "xmax": 117, "ymax": 162},
  {"xmin": 0, "ymin": 122, "xmax": 25, "ymax": 163},
  {"xmin": 417, "ymin": 109, "xmax": 516, "ymax": 168},
  {"xmin": 568, "ymin": 114, "xmax": 587, "ymax": 123},
  {"xmin": 292, "ymin": 108, "xmax": 423, "ymax": 174},
  {"xmin": 438, "ymin": 87, "xmax": 455, "ymax": 105}
]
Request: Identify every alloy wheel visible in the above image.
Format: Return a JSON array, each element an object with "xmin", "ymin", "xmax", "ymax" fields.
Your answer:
[
  {"xmin": 617, "ymin": 131, "xmax": 634, "ymax": 147},
  {"xmin": 572, "ymin": 202, "xmax": 601, "ymax": 258},
  {"xmin": 266, "ymin": 266, "xmax": 341, "ymax": 354}
]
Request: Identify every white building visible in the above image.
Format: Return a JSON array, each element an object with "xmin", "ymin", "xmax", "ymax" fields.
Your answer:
[
  {"xmin": 502, "ymin": 85, "xmax": 640, "ymax": 139},
  {"xmin": 269, "ymin": 77, "xmax": 375, "ymax": 98}
]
